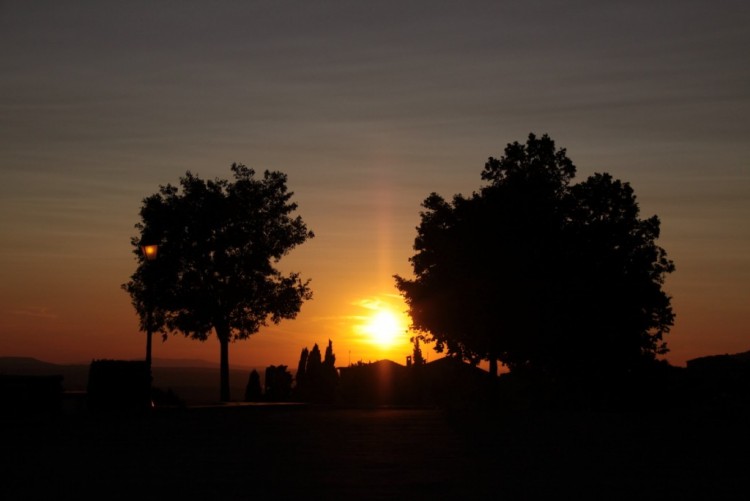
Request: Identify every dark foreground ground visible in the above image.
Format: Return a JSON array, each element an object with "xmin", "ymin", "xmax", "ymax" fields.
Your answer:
[{"xmin": 2, "ymin": 404, "xmax": 748, "ymax": 500}]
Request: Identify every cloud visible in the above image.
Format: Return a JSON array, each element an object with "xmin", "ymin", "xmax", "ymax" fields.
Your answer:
[
  {"xmin": 352, "ymin": 298, "xmax": 386, "ymax": 311},
  {"xmin": 9, "ymin": 307, "xmax": 58, "ymax": 319}
]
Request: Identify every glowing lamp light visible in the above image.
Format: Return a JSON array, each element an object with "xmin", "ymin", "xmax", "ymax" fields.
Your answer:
[
  {"xmin": 139, "ymin": 243, "xmax": 159, "ymax": 368},
  {"xmin": 141, "ymin": 244, "xmax": 159, "ymax": 261}
]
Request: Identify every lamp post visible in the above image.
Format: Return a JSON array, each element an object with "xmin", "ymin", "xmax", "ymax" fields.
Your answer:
[{"xmin": 140, "ymin": 244, "xmax": 158, "ymax": 368}]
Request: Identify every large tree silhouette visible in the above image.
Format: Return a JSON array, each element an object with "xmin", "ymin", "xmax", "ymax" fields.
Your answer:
[
  {"xmin": 395, "ymin": 134, "xmax": 675, "ymax": 380},
  {"xmin": 123, "ymin": 163, "xmax": 313, "ymax": 401}
]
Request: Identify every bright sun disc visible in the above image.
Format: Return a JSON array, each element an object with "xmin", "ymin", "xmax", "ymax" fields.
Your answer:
[{"xmin": 365, "ymin": 310, "xmax": 402, "ymax": 347}]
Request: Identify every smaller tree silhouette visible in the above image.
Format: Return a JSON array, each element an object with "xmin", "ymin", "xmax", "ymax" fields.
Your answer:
[
  {"xmin": 264, "ymin": 365, "xmax": 292, "ymax": 402},
  {"xmin": 322, "ymin": 340, "xmax": 339, "ymax": 402},
  {"xmin": 244, "ymin": 369, "xmax": 262, "ymax": 402},
  {"xmin": 294, "ymin": 347, "xmax": 309, "ymax": 400},
  {"xmin": 294, "ymin": 341, "xmax": 339, "ymax": 403},
  {"xmin": 411, "ymin": 336, "xmax": 426, "ymax": 366},
  {"xmin": 306, "ymin": 344, "xmax": 323, "ymax": 398}
]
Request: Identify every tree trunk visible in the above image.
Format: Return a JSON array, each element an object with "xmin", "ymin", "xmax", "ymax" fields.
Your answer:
[
  {"xmin": 146, "ymin": 329, "xmax": 153, "ymax": 368},
  {"xmin": 145, "ymin": 308, "xmax": 153, "ymax": 368},
  {"xmin": 218, "ymin": 327, "xmax": 230, "ymax": 402},
  {"xmin": 489, "ymin": 358, "xmax": 498, "ymax": 379}
]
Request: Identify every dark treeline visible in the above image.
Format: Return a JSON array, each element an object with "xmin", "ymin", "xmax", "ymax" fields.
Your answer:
[
  {"xmin": 244, "ymin": 340, "xmax": 339, "ymax": 404},
  {"xmin": 238, "ymin": 351, "xmax": 750, "ymax": 412}
]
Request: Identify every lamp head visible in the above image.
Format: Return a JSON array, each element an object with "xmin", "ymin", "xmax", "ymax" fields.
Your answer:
[{"xmin": 141, "ymin": 244, "xmax": 158, "ymax": 261}]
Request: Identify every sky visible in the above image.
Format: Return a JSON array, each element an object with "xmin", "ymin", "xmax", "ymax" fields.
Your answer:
[{"xmin": 1, "ymin": 1, "xmax": 748, "ymax": 370}]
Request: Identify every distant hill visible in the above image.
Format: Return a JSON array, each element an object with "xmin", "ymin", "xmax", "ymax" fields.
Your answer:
[
  {"xmin": 0, "ymin": 356, "xmax": 263, "ymax": 404},
  {"xmin": 151, "ymin": 366, "xmax": 258, "ymax": 404},
  {"xmin": 151, "ymin": 357, "xmax": 260, "ymax": 373},
  {"xmin": 0, "ymin": 357, "xmax": 90, "ymax": 391},
  {"xmin": 0, "ymin": 356, "xmax": 66, "ymax": 373},
  {"xmin": 152, "ymin": 357, "xmax": 219, "ymax": 369}
]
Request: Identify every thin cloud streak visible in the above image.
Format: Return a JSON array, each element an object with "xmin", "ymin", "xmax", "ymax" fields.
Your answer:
[{"xmin": 9, "ymin": 308, "xmax": 58, "ymax": 320}]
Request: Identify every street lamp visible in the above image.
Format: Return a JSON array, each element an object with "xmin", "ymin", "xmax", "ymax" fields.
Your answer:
[
  {"xmin": 141, "ymin": 244, "xmax": 158, "ymax": 261},
  {"xmin": 140, "ymin": 244, "xmax": 159, "ymax": 368}
]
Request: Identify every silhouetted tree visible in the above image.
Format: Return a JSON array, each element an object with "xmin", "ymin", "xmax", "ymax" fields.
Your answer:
[
  {"xmin": 555, "ymin": 172, "xmax": 675, "ymax": 378},
  {"xmin": 411, "ymin": 336, "xmax": 426, "ymax": 366},
  {"xmin": 244, "ymin": 369, "xmax": 262, "ymax": 402},
  {"xmin": 294, "ymin": 341, "xmax": 339, "ymax": 403},
  {"xmin": 323, "ymin": 340, "xmax": 336, "ymax": 373},
  {"xmin": 322, "ymin": 339, "xmax": 339, "ymax": 402},
  {"xmin": 294, "ymin": 347, "xmax": 309, "ymax": 399},
  {"xmin": 396, "ymin": 134, "xmax": 675, "ymax": 382},
  {"xmin": 305, "ymin": 343, "xmax": 323, "ymax": 401},
  {"xmin": 264, "ymin": 365, "xmax": 293, "ymax": 402},
  {"xmin": 306, "ymin": 343, "xmax": 323, "ymax": 386},
  {"xmin": 123, "ymin": 164, "xmax": 314, "ymax": 401}
]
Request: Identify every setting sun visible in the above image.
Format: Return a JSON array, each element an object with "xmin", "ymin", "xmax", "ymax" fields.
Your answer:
[
  {"xmin": 364, "ymin": 309, "xmax": 402, "ymax": 347},
  {"xmin": 350, "ymin": 296, "xmax": 412, "ymax": 358}
]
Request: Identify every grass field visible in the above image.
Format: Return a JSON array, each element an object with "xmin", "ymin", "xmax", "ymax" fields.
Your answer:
[{"xmin": 2, "ymin": 405, "xmax": 748, "ymax": 499}]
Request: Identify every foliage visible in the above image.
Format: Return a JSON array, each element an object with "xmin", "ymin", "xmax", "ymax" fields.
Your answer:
[
  {"xmin": 122, "ymin": 164, "xmax": 313, "ymax": 400},
  {"xmin": 395, "ymin": 134, "xmax": 675, "ymax": 379},
  {"xmin": 294, "ymin": 340, "xmax": 339, "ymax": 402},
  {"xmin": 410, "ymin": 336, "xmax": 426, "ymax": 366},
  {"xmin": 295, "ymin": 347, "xmax": 309, "ymax": 392},
  {"xmin": 306, "ymin": 343, "xmax": 323, "ymax": 388},
  {"xmin": 322, "ymin": 339, "xmax": 339, "ymax": 401},
  {"xmin": 244, "ymin": 369, "xmax": 262, "ymax": 402},
  {"xmin": 264, "ymin": 365, "xmax": 293, "ymax": 401}
]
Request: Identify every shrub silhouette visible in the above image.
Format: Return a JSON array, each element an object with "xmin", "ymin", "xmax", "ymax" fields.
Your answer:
[
  {"xmin": 244, "ymin": 369, "xmax": 262, "ymax": 402},
  {"xmin": 87, "ymin": 360, "xmax": 151, "ymax": 413}
]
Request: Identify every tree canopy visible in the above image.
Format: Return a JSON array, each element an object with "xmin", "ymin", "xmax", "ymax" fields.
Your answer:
[
  {"xmin": 123, "ymin": 163, "xmax": 313, "ymax": 401},
  {"xmin": 395, "ymin": 134, "xmax": 675, "ymax": 380}
]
